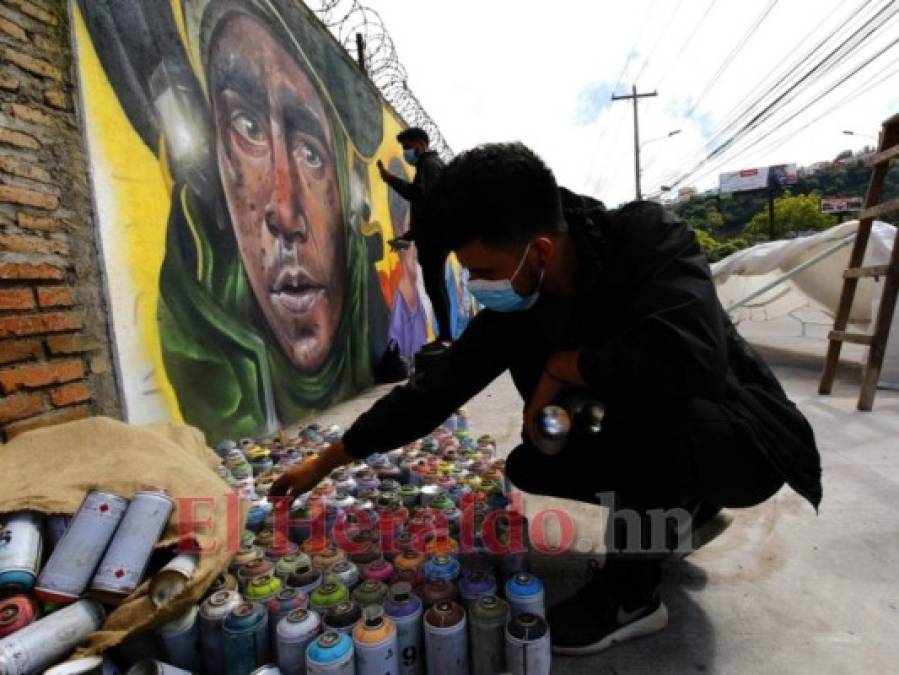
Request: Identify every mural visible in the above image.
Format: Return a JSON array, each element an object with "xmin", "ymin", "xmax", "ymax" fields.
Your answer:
[{"xmin": 72, "ymin": 0, "xmax": 472, "ymax": 442}]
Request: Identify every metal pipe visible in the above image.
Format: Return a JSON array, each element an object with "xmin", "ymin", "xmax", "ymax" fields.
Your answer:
[{"xmin": 723, "ymin": 234, "xmax": 856, "ymax": 313}]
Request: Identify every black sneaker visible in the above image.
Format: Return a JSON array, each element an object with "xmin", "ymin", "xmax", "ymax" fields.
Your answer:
[{"xmin": 549, "ymin": 559, "xmax": 668, "ymax": 656}]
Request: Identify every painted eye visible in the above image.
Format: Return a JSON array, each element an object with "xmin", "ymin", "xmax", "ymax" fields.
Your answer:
[
  {"xmin": 299, "ymin": 141, "xmax": 324, "ymax": 169},
  {"xmin": 231, "ymin": 112, "xmax": 266, "ymax": 145}
]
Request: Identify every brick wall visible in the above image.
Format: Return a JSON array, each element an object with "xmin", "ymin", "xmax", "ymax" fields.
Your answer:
[{"xmin": 0, "ymin": 0, "xmax": 121, "ymax": 440}]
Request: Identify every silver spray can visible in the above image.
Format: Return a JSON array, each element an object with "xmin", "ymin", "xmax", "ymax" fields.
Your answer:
[
  {"xmin": 155, "ymin": 605, "xmax": 202, "ymax": 673},
  {"xmin": 0, "ymin": 599, "xmax": 105, "ymax": 674},
  {"xmin": 91, "ymin": 489, "xmax": 174, "ymax": 604},
  {"xmin": 423, "ymin": 601, "xmax": 468, "ymax": 675},
  {"xmin": 504, "ymin": 612, "xmax": 551, "ymax": 675},
  {"xmin": 276, "ymin": 608, "xmax": 321, "ymax": 675},
  {"xmin": 383, "ymin": 582, "xmax": 423, "ymax": 675},
  {"xmin": 36, "ymin": 491, "xmax": 129, "ymax": 604},
  {"xmin": 535, "ymin": 405, "xmax": 570, "ymax": 456},
  {"xmin": 200, "ymin": 589, "xmax": 243, "ymax": 675},
  {"xmin": 149, "ymin": 553, "xmax": 198, "ymax": 608},
  {"xmin": 468, "ymin": 595, "xmax": 508, "ymax": 675},
  {"xmin": 353, "ymin": 605, "xmax": 399, "ymax": 675},
  {"xmin": 0, "ymin": 511, "xmax": 43, "ymax": 592}
]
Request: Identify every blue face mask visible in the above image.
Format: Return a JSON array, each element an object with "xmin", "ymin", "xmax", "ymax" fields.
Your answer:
[
  {"xmin": 469, "ymin": 243, "xmax": 543, "ymax": 312},
  {"xmin": 403, "ymin": 148, "xmax": 419, "ymax": 165}
]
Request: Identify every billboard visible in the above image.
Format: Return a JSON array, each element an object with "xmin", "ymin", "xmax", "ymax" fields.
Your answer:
[
  {"xmin": 821, "ymin": 196, "xmax": 864, "ymax": 214},
  {"xmin": 719, "ymin": 163, "xmax": 798, "ymax": 194}
]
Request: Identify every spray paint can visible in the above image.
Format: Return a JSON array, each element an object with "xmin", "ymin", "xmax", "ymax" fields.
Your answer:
[
  {"xmin": 312, "ymin": 546, "xmax": 345, "ymax": 573},
  {"xmin": 458, "ymin": 570, "xmax": 496, "ymax": 610},
  {"xmin": 200, "ymin": 589, "xmax": 243, "ymax": 675},
  {"xmin": 36, "ymin": 491, "xmax": 129, "ymax": 604},
  {"xmin": 286, "ymin": 564, "xmax": 323, "ymax": 596},
  {"xmin": 504, "ymin": 612, "xmax": 551, "ymax": 675},
  {"xmin": 0, "ymin": 595, "xmax": 38, "ymax": 638},
  {"xmin": 383, "ymin": 583, "xmax": 423, "ymax": 675},
  {"xmin": 309, "ymin": 582, "xmax": 350, "ymax": 616},
  {"xmin": 249, "ymin": 667, "xmax": 281, "ymax": 675},
  {"xmin": 468, "ymin": 595, "xmax": 508, "ymax": 675},
  {"xmin": 125, "ymin": 660, "xmax": 193, "ymax": 674},
  {"xmin": 266, "ymin": 587, "xmax": 308, "ymax": 648},
  {"xmin": 325, "ymin": 560, "xmax": 360, "ymax": 591},
  {"xmin": 149, "ymin": 553, "xmax": 198, "ymax": 607},
  {"xmin": 423, "ymin": 601, "xmax": 468, "ymax": 675},
  {"xmin": 0, "ymin": 511, "xmax": 42, "ymax": 593},
  {"xmin": 231, "ymin": 544, "xmax": 264, "ymax": 574},
  {"xmin": 535, "ymin": 406, "xmax": 570, "ymax": 456},
  {"xmin": 423, "ymin": 556, "xmax": 460, "ymax": 584},
  {"xmin": 323, "ymin": 601, "xmax": 362, "ymax": 636},
  {"xmin": 0, "ymin": 599, "xmax": 105, "ymax": 675},
  {"xmin": 350, "ymin": 579, "xmax": 388, "ymax": 608},
  {"xmin": 394, "ymin": 550, "xmax": 425, "ymax": 575},
  {"xmin": 305, "ymin": 631, "xmax": 354, "ymax": 675},
  {"xmin": 156, "ymin": 605, "xmax": 203, "ymax": 673},
  {"xmin": 276, "ymin": 553, "xmax": 311, "ymax": 581},
  {"xmin": 223, "ymin": 602, "xmax": 270, "ymax": 675},
  {"xmin": 421, "ymin": 579, "xmax": 457, "ymax": 609},
  {"xmin": 246, "ymin": 574, "xmax": 283, "ymax": 604},
  {"xmin": 276, "ymin": 608, "xmax": 321, "ymax": 675},
  {"xmin": 353, "ymin": 605, "xmax": 399, "ymax": 675},
  {"xmin": 504, "ymin": 574, "xmax": 545, "ymax": 618},
  {"xmin": 91, "ymin": 489, "xmax": 174, "ymax": 604},
  {"xmin": 361, "ymin": 558, "xmax": 394, "ymax": 584},
  {"xmin": 238, "ymin": 559, "xmax": 276, "ymax": 590}
]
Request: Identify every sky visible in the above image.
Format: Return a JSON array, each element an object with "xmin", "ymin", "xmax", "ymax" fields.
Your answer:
[{"xmin": 368, "ymin": 0, "xmax": 899, "ymax": 207}]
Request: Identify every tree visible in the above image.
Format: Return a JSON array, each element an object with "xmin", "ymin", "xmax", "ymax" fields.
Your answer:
[{"xmin": 745, "ymin": 191, "xmax": 837, "ymax": 240}]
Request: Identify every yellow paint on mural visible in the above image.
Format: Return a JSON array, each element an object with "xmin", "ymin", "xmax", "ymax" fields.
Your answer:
[{"xmin": 73, "ymin": 4, "xmax": 182, "ymax": 421}]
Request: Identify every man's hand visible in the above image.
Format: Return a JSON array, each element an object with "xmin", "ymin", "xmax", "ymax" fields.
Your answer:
[
  {"xmin": 270, "ymin": 441, "xmax": 353, "ymax": 500},
  {"xmin": 377, "ymin": 160, "xmax": 390, "ymax": 183},
  {"xmin": 523, "ymin": 351, "xmax": 586, "ymax": 445}
]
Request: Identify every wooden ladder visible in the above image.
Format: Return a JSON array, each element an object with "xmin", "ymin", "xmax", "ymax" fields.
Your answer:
[{"xmin": 819, "ymin": 112, "xmax": 899, "ymax": 410}]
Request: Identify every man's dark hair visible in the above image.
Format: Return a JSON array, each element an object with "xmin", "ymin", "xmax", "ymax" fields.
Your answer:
[
  {"xmin": 397, "ymin": 127, "xmax": 429, "ymax": 145},
  {"xmin": 431, "ymin": 142, "xmax": 565, "ymax": 250}
]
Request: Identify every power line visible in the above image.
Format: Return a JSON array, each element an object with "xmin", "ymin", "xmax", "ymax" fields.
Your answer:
[
  {"xmin": 652, "ymin": 0, "xmax": 719, "ymax": 91},
  {"xmin": 649, "ymin": 28, "xmax": 899, "ymax": 195},
  {"xmin": 684, "ymin": 0, "xmax": 780, "ymax": 118},
  {"xmin": 653, "ymin": 1, "xmax": 899, "ymax": 193}
]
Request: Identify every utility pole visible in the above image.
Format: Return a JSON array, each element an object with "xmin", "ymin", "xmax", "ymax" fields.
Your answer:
[{"xmin": 611, "ymin": 84, "xmax": 657, "ymax": 200}]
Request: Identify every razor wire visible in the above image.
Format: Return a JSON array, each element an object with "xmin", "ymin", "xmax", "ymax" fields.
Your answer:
[{"xmin": 308, "ymin": 0, "xmax": 454, "ymax": 160}]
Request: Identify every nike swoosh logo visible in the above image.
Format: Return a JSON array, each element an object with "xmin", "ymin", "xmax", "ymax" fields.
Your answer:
[{"xmin": 617, "ymin": 604, "xmax": 647, "ymax": 625}]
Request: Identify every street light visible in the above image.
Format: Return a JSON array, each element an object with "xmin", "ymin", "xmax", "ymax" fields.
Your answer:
[{"xmin": 642, "ymin": 129, "xmax": 683, "ymax": 148}]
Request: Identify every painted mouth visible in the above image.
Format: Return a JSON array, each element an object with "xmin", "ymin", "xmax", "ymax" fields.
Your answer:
[{"xmin": 270, "ymin": 268, "xmax": 325, "ymax": 315}]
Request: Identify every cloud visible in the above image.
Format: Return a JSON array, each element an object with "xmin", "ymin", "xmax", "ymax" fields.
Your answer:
[
  {"xmin": 370, "ymin": 0, "xmax": 899, "ymax": 206},
  {"xmin": 573, "ymin": 82, "xmax": 615, "ymax": 126}
]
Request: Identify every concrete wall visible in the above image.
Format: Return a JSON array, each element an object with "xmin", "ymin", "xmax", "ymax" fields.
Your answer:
[{"xmin": 0, "ymin": 0, "xmax": 120, "ymax": 440}]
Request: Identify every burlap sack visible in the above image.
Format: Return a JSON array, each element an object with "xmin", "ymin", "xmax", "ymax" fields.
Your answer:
[{"xmin": 0, "ymin": 416, "xmax": 245, "ymax": 654}]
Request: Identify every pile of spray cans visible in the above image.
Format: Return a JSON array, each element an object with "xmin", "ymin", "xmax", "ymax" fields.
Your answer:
[
  {"xmin": 0, "ymin": 488, "xmax": 178, "ymax": 673},
  {"xmin": 0, "ymin": 409, "xmax": 551, "ymax": 674}
]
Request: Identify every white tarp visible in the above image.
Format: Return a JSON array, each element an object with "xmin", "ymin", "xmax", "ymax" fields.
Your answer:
[{"xmin": 711, "ymin": 220, "xmax": 898, "ymax": 389}]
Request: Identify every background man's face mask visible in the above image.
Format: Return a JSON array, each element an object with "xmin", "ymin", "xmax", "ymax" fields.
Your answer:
[
  {"xmin": 469, "ymin": 243, "xmax": 544, "ymax": 312},
  {"xmin": 403, "ymin": 148, "xmax": 419, "ymax": 165}
]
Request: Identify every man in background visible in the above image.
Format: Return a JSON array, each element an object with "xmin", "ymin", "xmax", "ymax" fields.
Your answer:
[{"xmin": 378, "ymin": 128, "xmax": 452, "ymax": 349}]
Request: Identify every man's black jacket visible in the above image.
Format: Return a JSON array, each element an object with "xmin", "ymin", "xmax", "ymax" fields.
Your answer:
[
  {"xmin": 385, "ymin": 150, "xmax": 445, "ymax": 248},
  {"xmin": 342, "ymin": 188, "xmax": 823, "ymax": 509}
]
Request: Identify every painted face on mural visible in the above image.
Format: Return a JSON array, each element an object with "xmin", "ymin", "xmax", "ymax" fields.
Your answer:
[{"xmin": 210, "ymin": 14, "xmax": 346, "ymax": 372}]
